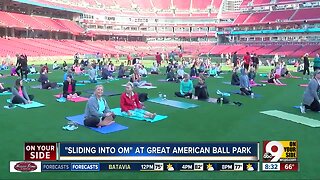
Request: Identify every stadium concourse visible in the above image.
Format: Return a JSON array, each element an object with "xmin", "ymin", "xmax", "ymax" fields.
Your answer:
[{"xmin": 0, "ymin": 0, "xmax": 320, "ymax": 179}]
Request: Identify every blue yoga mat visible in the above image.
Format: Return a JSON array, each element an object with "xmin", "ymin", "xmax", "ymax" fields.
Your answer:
[
  {"xmin": 57, "ymin": 82, "xmax": 85, "ymax": 86},
  {"xmin": 148, "ymin": 97, "xmax": 198, "ymax": 109},
  {"xmin": 111, "ymin": 108, "xmax": 168, "ymax": 123},
  {"xmin": 0, "ymin": 92, "xmax": 12, "ymax": 96},
  {"xmin": 66, "ymin": 114, "xmax": 128, "ymax": 134},
  {"xmin": 78, "ymin": 80, "xmax": 105, "ymax": 84},
  {"xmin": 228, "ymin": 90, "xmax": 262, "ymax": 98},
  {"xmin": 6, "ymin": 99, "xmax": 45, "ymax": 109},
  {"xmin": 222, "ymin": 81, "xmax": 232, "ymax": 85}
]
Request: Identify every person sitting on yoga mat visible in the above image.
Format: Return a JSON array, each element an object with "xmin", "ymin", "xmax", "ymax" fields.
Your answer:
[
  {"xmin": 194, "ymin": 75, "xmax": 209, "ymax": 100},
  {"xmin": 300, "ymin": 70, "xmax": 320, "ymax": 113},
  {"xmin": 190, "ymin": 64, "xmax": 198, "ymax": 78},
  {"xmin": 84, "ymin": 85, "xmax": 115, "ymax": 127},
  {"xmin": 63, "ymin": 75, "xmax": 81, "ymax": 98},
  {"xmin": 130, "ymin": 69, "xmax": 146, "ymax": 87},
  {"xmin": 38, "ymin": 68, "xmax": 57, "ymax": 89},
  {"xmin": 268, "ymin": 69, "xmax": 283, "ymax": 85},
  {"xmin": 87, "ymin": 64, "xmax": 97, "ymax": 83},
  {"xmin": 231, "ymin": 67, "xmax": 240, "ymax": 86},
  {"xmin": 11, "ymin": 78, "xmax": 34, "ymax": 104},
  {"xmin": 150, "ymin": 62, "xmax": 159, "ymax": 74},
  {"xmin": 118, "ymin": 62, "xmax": 127, "ymax": 78},
  {"xmin": 177, "ymin": 65, "xmax": 185, "ymax": 79},
  {"xmin": 120, "ymin": 82, "xmax": 156, "ymax": 119},
  {"xmin": 175, "ymin": 74, "xmax": 193, "ymax": 99},
  {"xmin": 138, "ymin": 65, "xmax": 148, "ymax": 77},
  {"xmin": 166, "ymin": 68, "xmax": 178, "ymax": 82},
  {"xmin": 281, "ymin": 65, "xmax": 293, "ymax": 78},
  {"xmin": 209, "ymin": 64, "xmax": 218, "ymax": 77},
  {"xmin": 239, "ymin": 68, "xmax": 253, "ymax": 96},
  {"xmin": 0, "ymin": 82, "xmax": 11, "ymax": 93}
]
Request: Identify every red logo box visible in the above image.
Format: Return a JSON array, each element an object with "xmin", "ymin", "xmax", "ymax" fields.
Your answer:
[{"xmin": 24, "ymin": 143, "xmax": 57, "ymax": 161}]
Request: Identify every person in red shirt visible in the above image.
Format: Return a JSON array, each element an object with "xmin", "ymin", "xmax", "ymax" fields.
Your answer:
[
  {"xmin": 120, "ymin": 82, "xmax": 156, "ymax": 119},
  {"xmin": 155, "ymin": 52, "xmax": 162, "ymax": 67},
  {"xmin": 243, "ymin": 52, "xmax": 251, "ymax": 70},
  {"xmin": 127, "ymin": 54, "xmax": 132, "ymax": 66}
]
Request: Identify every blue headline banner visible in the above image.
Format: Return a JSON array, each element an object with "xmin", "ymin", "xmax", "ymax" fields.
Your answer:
[{"xmin": 58, "ymin": 143, "xmax": 259, "ymax": 161}]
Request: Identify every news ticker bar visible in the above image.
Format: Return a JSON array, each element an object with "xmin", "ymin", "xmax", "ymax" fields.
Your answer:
[
  {"xmin": 24, "ymin": 142, "xmax": 259, "ymax": 161},
  {"xmin": 40, "ymin": 162, "xmax": 259, "ymax": 172}
]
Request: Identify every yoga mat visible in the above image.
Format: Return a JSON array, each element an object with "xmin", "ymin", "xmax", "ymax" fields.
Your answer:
[
  {"xmin": 260, "ymin": 110, "xmax": 320, "ymax": 127},
  {"xmin": 121, "ymin": 84, "xmax": 157, "ymax": 89},
  {"xmin": 66, "ymin": 114, "xmax": 128, "ymax": 134},
  {"xmin": 83, "ymin": 89, "xmax": 121, "ymax": 97},
  {"xmin": 78, "ymin": 80, "xmax": 105, "ymax": 84},
  {"xmin": 299, "ymin": 84, "xmax": 308, "ymax": 87},
  {"xmin": 68, "ymin": 97, "xmax": 88, "ymax": 102},
  {"xmin": 30, "ymin": 85, "xmax": 42, "ymax": 89},
  {"xmin": 259, "ymin": 74, "xmax": 268, "ymax": 77},
  {"xmin": 216, "ymin": 90, "xmax": 231, "ymax": 97},
  {"xmin": 158, "ymin": 79, "xmax": 179, "ymax": 83},
  {"xmin": 107, "ymin": 78, "xmax": 120, "ymax": 82},
  {"xmin": 260, "ymin": 80, "xmax": 287, "ymax": 86},
  {"xmin": 148, "ymin": 97, "xmax": 198, "ymax": 109},
  {"xmin": 54, "ymin": 95, "xmax": 88, "ymax": 102},
  {"xmin": 289, "ymin": 76, "xmax": 301, "ymax": 79},
  {"xmin": 138, "ymin": 86, "xmax": 157, "ymax": 89},
  {"xmin": 57, "ymin": 82, "xmax": 85, "ymax": 86},
  {"xmin": 222, "ymin": 82, "xmax": 232, "ymax": 85},
  {"xmin": 6, "ymin": 99, "xmax": 45, "ymax": 109},
  {"xmin": 111, "ymin": 108, "xmax": 168, "ymax": 123},
  {"xmin": 0, "ymin": 92, "xmax": 12, "ymax": 96},
  {"xmin": 214, "ymin": 76, "xmax": 224, "ymax": 79},
  {"xmin": 228, "ymin": 90, "xmax": 262, "ymax": 98}
]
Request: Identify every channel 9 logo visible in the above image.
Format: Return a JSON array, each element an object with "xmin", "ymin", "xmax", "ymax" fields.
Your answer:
[{"xmin": 263, "ymin": 141, "xmax": 298, "ymax": 162}]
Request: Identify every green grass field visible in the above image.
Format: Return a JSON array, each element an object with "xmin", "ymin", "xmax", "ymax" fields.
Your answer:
[{"xmin": 0, "ymin": 60, "xmax": 319, "ymax": 179}]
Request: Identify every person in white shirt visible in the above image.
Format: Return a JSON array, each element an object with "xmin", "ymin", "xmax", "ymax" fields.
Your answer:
[
  {"xmin": 177, "ymin": 65, "xmax": 185, "ymax": 79},
  {"xmin": 150, "ymin": 62, "xmax": 159, "ymax": 74},
  {"xmin": 138, "ymin": 65, "xmax": 148, "ymax": 77},
  {"xmin": 29, "ymin": 64, "xmax": 38, "ymax": 74},
  {"xmin": 53, "ymin": 61, "xmax": 60, "ymax": 70}
]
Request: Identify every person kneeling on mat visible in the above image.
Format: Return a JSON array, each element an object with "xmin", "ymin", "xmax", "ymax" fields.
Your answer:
[
  {"xmin": 63, "ymin": 75, "xmax": 81, "ymax": 98},
  {"xmin": 239, "ymin": 68, "xmax": 253, "ymax": 96},
  {"xmin": 120, "ymin": 82, "xmax": 156, "ymax": 119},
  {"xmin": 11, "ymin": 78, "xmax": 34, "ymax": 104},
  {"xmin": 175, "ymin": 73, "xmax": 193, "ymax": 99},
  {"xmin": 84, "ymin": 85, "xmax": 115, "ymax": 127},
  {"xmin": 300, "ymin": 70, "xmax": 320, "ymax": 113}
]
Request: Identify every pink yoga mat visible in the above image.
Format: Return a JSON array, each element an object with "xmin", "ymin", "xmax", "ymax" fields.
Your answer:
[
  {"xmin": 68, "ymin": 97, "xmax": 88, "ymax": 102},
  {"xmin": 54, "ymin": 94, "xmax": 88, "ymax": 102},
  {"xmin": 299, "ymin": 84, "xmax": 308, "ymax": 87}
]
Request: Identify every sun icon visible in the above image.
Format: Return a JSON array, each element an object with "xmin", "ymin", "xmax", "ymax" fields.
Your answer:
[
  {"xmin": 207, "ymin": 163, "xmax": 214, "ymax": 171},
  {"xmin": 246, "ymin": 163, "xmax": 254, "ymax": 171},
  {"xmin": 167, "ymin": 163, "xmax": 174, "ymax": 171}
]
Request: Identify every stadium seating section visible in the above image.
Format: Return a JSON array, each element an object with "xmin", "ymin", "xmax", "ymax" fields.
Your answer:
[{"xmin": 0, "ymin": 37, "xmax": 319, "ymax": 58}]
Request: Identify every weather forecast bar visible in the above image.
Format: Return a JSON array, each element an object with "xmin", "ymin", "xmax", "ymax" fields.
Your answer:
[{"xmin": 39, "ymin": 162, "xmax": 259, "ymax": 172}]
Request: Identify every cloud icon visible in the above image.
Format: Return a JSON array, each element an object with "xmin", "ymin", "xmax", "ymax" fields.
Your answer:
[
  {"xmin": 168, "ymin": 167, "xmax": 174, "ymax": 171},
  {"xmin": 208, "ymin": 167, "xmax": 214, "ymax": 171},
  {"xmin": 248, "ymin": 167, "xmax": 254, "ymax": 171}
]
